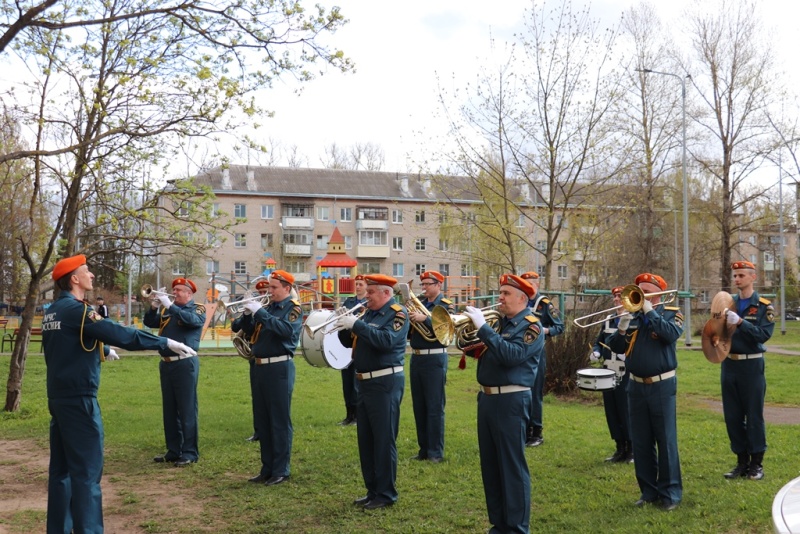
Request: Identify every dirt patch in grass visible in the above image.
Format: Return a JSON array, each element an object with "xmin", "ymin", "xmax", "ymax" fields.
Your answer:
[{"xmin": 702, "ymin": 400, "xmax": 800, "ymax": 425}]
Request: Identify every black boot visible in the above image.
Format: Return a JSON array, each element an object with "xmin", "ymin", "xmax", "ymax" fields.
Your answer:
[
  {"xmin": 526, "ymin": 426, "xmax": 543, "ymax": 447},
  {"xmin": 747, "ymin": 452, "xmax": 764, "ymax": 480},
  {"xmin": 723, "ymin": 453, "xmax": 750, "ymax": 479},
  {"xmin": 622, "ymin": 440, "xmax": 634, "ymax": 463},
  {"xmin": 338, "ymin": 407, "xmax": 351, "ymax": 426},
  {"xmin": 605, "ymin": 440, "xmax": 625, "ymax": 462},
  {"xmin": 346, "ymin": 406, "xmax": 357, "ymax": 426}
]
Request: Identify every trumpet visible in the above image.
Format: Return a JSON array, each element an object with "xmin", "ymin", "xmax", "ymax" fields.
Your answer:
[
  {"xmin": 141, "ymin": 284, "xmax": 174, "ymax": 304},
  {"xmin": 223, "ymin": 293, "xmax": 270, "ymax": 319},
  {"xmin": 431, "ymin": 304, "xmax": 502, "ymax": 347},
  {"xmin": 572, "ymin": 284, "xmax": 678, "ymax": 329},
  {"xmin": 304, "ymin": 303, "xmax": 365, "ymax": 338}
]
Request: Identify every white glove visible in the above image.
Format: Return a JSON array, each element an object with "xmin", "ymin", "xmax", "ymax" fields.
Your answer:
[
  {"xmin": 589, "ymin": 351, "xmax": 600, "ymax": 362},
  {"xmin": 642, "ymin": 299, "xmax": 653, "ymax": 314},
  {"xmin": 617, "ymin": 352, "xmax": 626, "ymax": 362},
  {"xmin": 726, "ymin": 310, "xmax": 741, "ymax": 325},
  {"xmin": 106, "ymin": 349, "xmax": 120, "ymax": 361},
  {"xmin": 151, "ymin": 299, "xmax": 160, "ymax": 309},
  {"xmin": 157, "ymin": 294, "xmax": 172, "ymax": 309},
  {"xmin": 242, "ymin": 300, "xmax": 262, "ymax": 315},
  {"xmin": 166, "ymin": 339, "xmax": 197, "ymax": 358},
  {"xmin": 336, "ymin": 314, "xmax": 358, "ymax": 330},
  {"xmin": 464, "ymin": 306, "xmax": 487, "ymax": 330},
  {"xmin": 617, "ymin": 314, "xmax": 631, "ymax": 332},
  {"xmin": 334, "ymin": 306, "xmax": 349, "ymax": 316}
]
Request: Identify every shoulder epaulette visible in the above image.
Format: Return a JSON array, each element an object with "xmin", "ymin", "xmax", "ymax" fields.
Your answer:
[
  {"xmin": 540, "ymin": 297, "xmax": 551, "ymax": 304},
  {"xmin": 390, "ymin": 303, "xmax": 404, "ymax": 312},
  {"xmin": 759, "ymin": 297, "xmax": 771, "ymax": 305},
  {"xmin": 524, "ymin": 315, "xmax": 540, "ymax": 323},
  {"xmin": 664, "ymin": 306, "xmax": 680, "ymax": 311},
  {"xmin": 291, "ymin": 299, "xmax": 301, "ymax": 306},
  {"xmin": 440, "ymin": 298, "xmax": 452, "ymax": 305}
]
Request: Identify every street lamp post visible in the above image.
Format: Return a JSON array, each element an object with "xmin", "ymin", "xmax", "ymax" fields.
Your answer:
[{"xmin": 637, "ymin": 68, "xmax": 692, "ymax": 346}]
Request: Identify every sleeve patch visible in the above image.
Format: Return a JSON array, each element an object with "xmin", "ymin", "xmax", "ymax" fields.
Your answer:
[
  {"xmin": 195, "ymin": 304, "xmax": 206, "ymax": 315},
  {"xmin": 393, "ymin": 311, "xmax": 407, "ymax": 332},
  {"xmin": 674, "ymin": 312, "xmax": 684, "ymax": 327},
  {"xmin": 524, "ymin": 323, "xmax": 541, "ymax": 344},
  {"xmin": 766, "ymin": 310, "xmax": 775, "ymax": 323},
  {"xmin": 289, "ymin": 306, "xmax": 303, "ymax": 323},
  {"xmin": 549, "ymin": 304, "xmax": 560, "ymax": 318}
]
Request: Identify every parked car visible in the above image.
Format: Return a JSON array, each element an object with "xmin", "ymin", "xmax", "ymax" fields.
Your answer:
[{"xmin": 785, "ymin": 312, "xmax": 799, "ymax": 321}]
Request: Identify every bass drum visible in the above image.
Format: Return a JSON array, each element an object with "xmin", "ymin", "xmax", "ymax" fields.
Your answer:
[{"xmin": 301, "ymin": 309, "xmax": 353, "ymax": 370}]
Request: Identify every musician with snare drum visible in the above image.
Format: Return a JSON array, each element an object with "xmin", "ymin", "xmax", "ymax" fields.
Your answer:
[
  {"xmin": 607, "ymin": 273, "xmax": 683, "ymax": 511},
  {"xmin": 243, "ymin": 270, "xmax": 303, "ymax": 487},
  {"xmin": 336, "ymin": 274, "xmax": 367, "ymax": 426},
  {"xmin": 336, "ymin": 274, "xmax": 408, "ymax": 510},
  {"xmin": 408, "ymin": 270, "xmax": 455, "ymax": 464},
  {"xmin": 231, "ymin": 279, "xmax": 270, "ymax": 442},
  {"xmin": 590, "ymin": 285, "xmax": 633, "ymax": 463}
]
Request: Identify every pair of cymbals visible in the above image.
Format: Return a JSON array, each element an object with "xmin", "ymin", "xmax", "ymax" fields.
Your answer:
[{"xmin": 701, "ymin": 291, "xmax": 738, "ymax": 363}]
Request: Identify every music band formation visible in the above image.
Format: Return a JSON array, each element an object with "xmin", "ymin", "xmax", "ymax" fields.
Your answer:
[{"xmin": 41, "ymin": 254, "xmax": 773, "ymax": 533}]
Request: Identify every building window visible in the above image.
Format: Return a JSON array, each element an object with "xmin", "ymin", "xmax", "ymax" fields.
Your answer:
[
  {"xmin": 360, "ymin": 262, "xmax": 381, "ymax": 274},
  {"xmin": 207, "ymin": 232, "xmax": 220, "ymax": 248},
  {"xmin": 317, "ymin": 206, "xmax": 330, "ymax": 221},
  {"xmin": 557, "ymin": 241, "xmax": 566, "ymax": 252},
  {"xmin": 439, "ymin": 211, "xmax": 448, "ymax": 224},
  {"xmin": 284, "ymin": 204, "xmax": 312, "ymax": 217},
  {"xmin": 538, "ymin": 265, "xmax": 546, "ymax": 277},
  {"xmin": 357, "ymin": 207, "xmax": 388, "ymax": 220},
  {"xmin": 415, "ymin": 264, "xmax": 426, "ymax": 276},
  {"xmin": 261, "ymin": 204, "xmax": 274, "ymax": 219},
  {"xmin": 393, "ymin": 263, "xmax": 404, "ymax": 277},
  {"xmin": 317, "ymin": 234, "xmax": 329, "ymax": 249},
  {"xmin": 439, "ymin": 264, "xmax": 450, "ymax": 276},
  {"xmin": 344, "ymin": 235, "xmax": 352, "ymax": 249},
  {"xmin": 211, "ymin": 203, "xmax": 220, "ymax": 217},
  {"xmin": 286, "ymin": 260, "xmax": 306, "ymax": 272},
  {"xmin": 536, "ymin": 240, "xmax": 547, "ymax": 253},
  {"xmin": 171, "ymin": 260, "xmax": 192, "ymax": 275},
  {"xmin": 392, "ymin": 209, "xmax": 403, "ymax": 223},
  {"xmin": 461, "ymin": 264, "xmax": 473, "ymax": 276},
  {"xmin": 764, "ymin": 252, "xmax": 774, "ymax": 263},
  {"xmin": 261, "ymin": 233, "xmax": 273, "ymax": 249},
  {"xmin": 234, "ymin": 233, "xmax": 247, "ymax": 248},
  {"xmin": 283, "ymin": 230, "xmax": 312, "ymax": 244},
  {"xmin": 340, "ymin": 207, "xmax": 352, "ymax": 222},
  {"xmin": 392, "ymin": 237, "xmax": 403, "ymax": 251},
  {"xmin": 748, "ymin": 235, "xmax": 756, "ymax": 245},
  {"xmin": 359, "ymin": 230, "xmax": 388, "ymax": 246},
  {"xmin": 557, "ymin": 265, "xmax": 568, "ymax": 279},
  {"xmin": 415, "ymin": 238, "xmax": 426, "ymax": 251},
  {"xmin": 415, "ymin": 210, "xmax": 426, "ymax": 223},
  {"xmin": 439, "ymin": 239, "xmax": 449, "ymax": 251},
  {"xmin": 556, "ymin": 214, "xmax": 567, "ymax": 228},
  {"xmin": 206, "ymin": 260, "xmax": 219, "ymax": 274},
  {"xmin": 234, "ymin": 204, "xmax": 246, "ymax": 218},
  {"xmin": 516, "ymin": 214, "xmax": 525, "ymax": 227},
  {"xmin": 700, "ymin": 290, "xmax": 710, "ymax": 304},
  {"xmin": 749, "ymin": 254, "xmax": 757, "ymax": 264},
  {"xmin": 234, "ymin": 261, "xmax": 247, "ymax": 275},
  {"xmin": 177, "ymin": 202, "xmax": 190, "ymax": 218}
]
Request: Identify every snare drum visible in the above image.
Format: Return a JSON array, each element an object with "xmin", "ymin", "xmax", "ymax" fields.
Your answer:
[
  {"xmin": 576, "ymin": 368, "xmax": 617, "ymax": 391},
  {"xmin": 300, "ymin": 310, "xmax": 352, "ymax": 370}
]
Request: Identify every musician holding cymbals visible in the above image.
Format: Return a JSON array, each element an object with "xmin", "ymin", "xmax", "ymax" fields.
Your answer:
[
  {"xmin": 408, "ymin": 270, "xmax": 455, "ymax": 463},
  {"xmin": 243, "ymin": 270, "xmax": 303, "ymax": 487},
  {"xmin": 608, "ymin": 273, "xmax": 683, "ymax": 511},
  {"xmin": 464, "ymin": 273, "xmax": 544, "ymax": 534},
  {"xmin": 721, "ymin": 261, "xmax": 774, "ymax": 480},
  {"xmin": 336, "ymin": 274, "xmax": 408, "ymax": 510}
]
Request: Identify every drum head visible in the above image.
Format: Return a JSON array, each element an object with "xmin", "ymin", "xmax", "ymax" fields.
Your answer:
[
  {"xmin": 300, "ymin": 310, "xmax": 352, "ymax": 369},
  {"xmin": 576, "ymin": 368, "xmax": 616, "ymax": 379}
]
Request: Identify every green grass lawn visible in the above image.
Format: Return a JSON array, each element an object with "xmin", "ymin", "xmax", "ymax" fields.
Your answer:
[{"xmin": 2, "ymin": 338, "xmax": 799, "ymax": 532}]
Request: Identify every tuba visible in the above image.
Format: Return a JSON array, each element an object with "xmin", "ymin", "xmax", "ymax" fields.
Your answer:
[{"xmin": 397, "ymin": 281, "xmax": 438, "ymax": 343}]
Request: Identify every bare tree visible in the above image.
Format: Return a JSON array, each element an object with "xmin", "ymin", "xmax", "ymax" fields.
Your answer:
[{"xmin": 349, "ymin": 142, "xmax": 385, "ymax": 171}]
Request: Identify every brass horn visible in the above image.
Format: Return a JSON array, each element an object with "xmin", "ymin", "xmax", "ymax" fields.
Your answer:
[
  {"xmin": 223, "ymin": 293, "xmax": 270, "ymax": 319},
  {"xmin": 430, "ymin": 304, "xmax": 502, "ymax": 346},
  {"xmin": 141, "ymin": 284, "xmax": 174, "ymax": 304},
  {"xmin": 572, "ymin": 284, "xmax": 678, "ymax": 328},
  {"xmin": 304, "ymin": 303, "xmax": 366, "ymax": 338}
]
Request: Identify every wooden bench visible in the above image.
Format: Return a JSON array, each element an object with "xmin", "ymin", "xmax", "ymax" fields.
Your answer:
[{"xmin": 2, "ymin": 327, "xmax": 43, "ymax": 352}]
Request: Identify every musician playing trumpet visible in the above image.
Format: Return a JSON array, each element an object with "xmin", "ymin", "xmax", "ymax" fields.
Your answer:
[
  {"xmin": 408, "ymin": 271, "xmax": 455, "ymax": 464},
  {"xmin": 336, "ymin": 274, "xmax": 367, "ymax": 426},
  {"xmin": 231, "ymin": 279, "xmax": 270, "ymax": 443}
]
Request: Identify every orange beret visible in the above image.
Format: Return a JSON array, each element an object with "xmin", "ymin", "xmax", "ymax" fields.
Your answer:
[
  {"xmin": 731, "ymin": 260, "xmax": 756, "ymax": 271},
  {"xmin": 52, "ymin": 254, "xmax": 87, "ymax": 281},
  {"xmin": 364, "ymin": 274, "xmax": 397, "ymax": 287},
  {"xmin": 255, "ymin": 280, "xmax": 269, "ymax": 290},
  {"xmin": 634, "ymin": 273, "xmax": 667, "ymax": 291},
  {"xmin": 499, "ymin": 273, "xmax": 535, "ymax": 299},
  {"xmin": 271, "ymin": 269, "xmax": 295, "ymax": 285},
  {"xmin": 420, "ymin": 270, "xmax": 444, "ymax": 283},
  {"xmin": 172, "ymin": 277, "xmax": 197, "ymax": 293},
  {"xmin": 611, "ymin": 286, "xmax": 625, "ymax": 295},
  {"xmin": 520, "ymin": 271, "xmax": 539, "ymax": 280},
  {"xmin": 354, "ymin": 274, "xmax": 366, "ymax": 281}
]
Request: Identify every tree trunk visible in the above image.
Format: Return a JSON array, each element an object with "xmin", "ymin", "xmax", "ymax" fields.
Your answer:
[{"xmin": 4, "ymin": 280, "xmax": 40, "ymax": 412}]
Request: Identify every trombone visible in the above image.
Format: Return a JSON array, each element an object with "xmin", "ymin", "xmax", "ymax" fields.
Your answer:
[
  {"xmin": 572, "ymin": 284, "xmax": 678, "ymax": 329},
  {"xmin": 304, "ymin": 303, "xmax": 366, "ymax": 338},
  {"xmin": 141, "ymin": 284, "xmax": 174, "ymax": 304}
]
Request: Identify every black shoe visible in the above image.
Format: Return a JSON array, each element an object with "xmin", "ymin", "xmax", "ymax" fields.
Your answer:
[
  {"xmin": 526, "ymin": 436, "xmax": 544, "ymax": 448},
  {"xmin": 248, "ymin": 474, "xmax": 268, "ymax": 483},
  {"xmin": 429, "ymin": 457, "xmax": 443, "ymax": 464},
  {"xmin": 173, "ymin": 458, "xmax": 197, "ymax": 467},
  {"xmin": 264, "ymin": 475, "xmax": 289, "ymax": 486},
  {"xmin": 724, "ymin": 463, "xmax": 749, "ymax": 479},
  {"xmin": 660, "ymin": 500, "xmax": 679, "ymax": 511},
  {"xmin": 353, "ymin": 496, "xmax": 372, "ymax": 506},
  {"xmin": 605, "ymin": 450, "xmax": 624, "ymax": 462},
  {"xmin": 634, "ymin": 498, "xmax": 656, "ymax": 507},
  {"xmin": 245, "ymin": 434, "xmax": 259, "ymax": 442},
  {"xmin": 410, "ymin": 454, "xmax": 427, "ymax": 461},
  {"xmin": 153, "ymin": 455, "xmax": 178, "ymax": 463},
  {"xmin": 363, "ymin": 500, "xmax": 393, "ymax": 510},
  {"xmin": 747, "ymin": 465, "xmax": 764, "ymax": 480}
]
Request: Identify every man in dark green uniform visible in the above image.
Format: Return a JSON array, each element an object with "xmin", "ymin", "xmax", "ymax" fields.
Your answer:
[
  {"xmin": 465, "ymin": 273, "xmax": 543, "ymax": 534},
  {"xmin": 243, "ymin": 270, "xmax": 303, "ymax": 487},
  {"xmin": 608, "ymin": 273, "xmax": 683, "ymax": 511},
  {"xmin": 722, "ymin": 260, "xmax": 775, "ymax": 480},
  {"xmin": 408, "ymin": 270, "xmax": 454, "ymax": 463},
  {"xmin": 44, "ymin": 254, "xmax": 195, "ymax": 533},
  {"xmin": 337, "ymin": 274, "xmax": 408, "ymax": 510},
  {"xmin": 144, "ymin": 277, "xmax": 205, "ymax": 467},
  {"xmin": 337, "ymin": 274, "xmax": 367, "ymax": 426},
  {"xmin": 520, "ymin": 271, "xmax": 564, "ymax": 448}
]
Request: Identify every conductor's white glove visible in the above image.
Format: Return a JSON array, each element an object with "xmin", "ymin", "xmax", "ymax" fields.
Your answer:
[
  {"xmin": 157, "ymin": 294, "xmax": 172, "ymax": 309},
  {"xmin": 642, "ymin": 299, "xmax": 653, "ymax": 314},
  {"xmin": 589, "ymin": 351, "xmax": 600, "ymax": 362},
  {"xmin": 617, "ymin": 314, "xmax": 631, "ymax": 332},
  {"xmin": 726, "ymin": 309, "xmax": 741, "ymax": 325},
  {"xmin": 106, "ymin": 349, "xmax": 120, "ymax": 361},
  {"xmin": 243, "ymin": 300, "xmax": 262, "ymax": 315},
  {"xmin": 336, "ymin": 313, "xmax": 358, "ymax": 330},
  {"xmin": 334, "ymin": 306, "xmax": 349, "ymax": 316},
  {"xmin": 464, "ymin": 306, "xmax": 487, "ymax": 330},
  {"xmin": 166, "ymin": 339, "xmax": 197, "ymax": 358}
]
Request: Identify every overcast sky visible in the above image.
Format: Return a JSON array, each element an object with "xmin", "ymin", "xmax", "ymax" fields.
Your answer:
[{"xmin": 235, "ymin": 0, "xmax": 800, "ymax": 181}]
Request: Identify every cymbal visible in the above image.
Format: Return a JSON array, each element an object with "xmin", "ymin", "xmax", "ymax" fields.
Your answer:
[{"xmin": 701, "ymin": 291, "xmax": 737, "ymax": 363}]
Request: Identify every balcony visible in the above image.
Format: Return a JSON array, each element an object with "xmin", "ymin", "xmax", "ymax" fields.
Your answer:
[
  {"xmin": 283, "ymin": 243, "xmax": 312, "ymax": 256},
  {"xmin": 291, "ymin": 272, "xmax": 311, "ymax": 282},
  {"xmin": 282, "ymin": 216, "xmax": 314, "ymax": 229},
  {"xmin": 356, "ymin": 219, "xmax": 388, "ymax": 231},
  {"xmin": 357, "ymin": 245, "xmax": 390, "ymax": 258}
]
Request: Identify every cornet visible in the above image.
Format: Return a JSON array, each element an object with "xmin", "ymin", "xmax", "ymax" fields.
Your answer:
[
  {"xmin": 304, "ymin": 303, "xmax": 365, "ymax": 338},
  {"xmin": 223, "ymin": 293, "xmax": 270, "ymax": 319},
  {"xmin": 141, "ymin": 284, "xmax": 174, "ymax": 304},
  {"xmin": 572, "ymin": 285, "xmax": 678, "ymax": 328}
]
